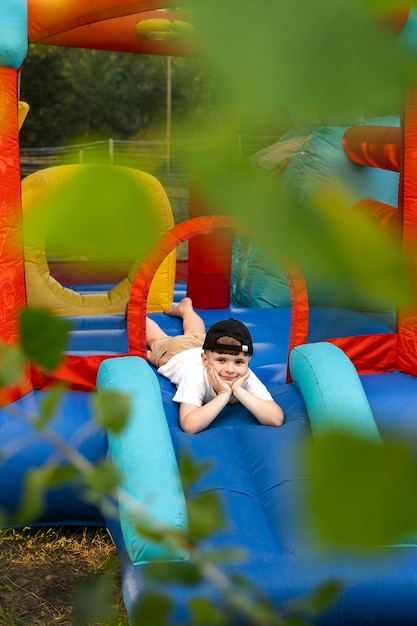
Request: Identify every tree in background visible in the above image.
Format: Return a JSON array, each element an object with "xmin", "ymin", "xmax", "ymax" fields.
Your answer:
[
  {"xmin": 19, "ymin": 45, "xmax": 77, "ymax": 147},
  {"xmin": 19, "ymin": 46, "xmax": 221, "ymax": 148}
]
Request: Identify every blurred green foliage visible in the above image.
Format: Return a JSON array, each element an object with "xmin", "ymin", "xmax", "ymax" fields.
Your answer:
[
  {"xmin": 19, "ymin": 308, "xmax": 72, "ymax": 371},
  {"xmin": 186, "ymin": 0, "xmax": 411, "ymax": 128},
  {"xmin": 182, "ymin": 0, "xmax": 416, "ymax": 307},
  {"xmin": 23, "ymin": 164, "xmax": 162, "ymax": 263},
  {"xmin": 19, "ymin": 46, "xmax": 221, "ymax": 147},
  {"xmin": 6, "ymin": 0, "xmax": 417, "ymax": 624},
  {"xmin": 309, "ymin": 432, "xmax": 417, "ymax": 549}
]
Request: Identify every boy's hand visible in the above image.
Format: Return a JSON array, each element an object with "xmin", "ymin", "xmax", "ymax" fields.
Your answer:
[
  {"xmin": 231, "ymin": 371, "xmax": 250, "ymax": 393},
  {"xmin": 206, "ymin": 365, "xmax": 232, "ymax": 396}
]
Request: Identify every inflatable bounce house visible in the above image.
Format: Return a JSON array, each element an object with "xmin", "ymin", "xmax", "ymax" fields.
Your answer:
[{"xmin": 3, "ymin": 1, "xmax": 417, "ymax": 624}]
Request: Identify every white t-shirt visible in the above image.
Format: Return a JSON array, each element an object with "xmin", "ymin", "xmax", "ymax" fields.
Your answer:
[{"xmin": 158, "ymin": 347, "xmax": 273, "ymax": 407}]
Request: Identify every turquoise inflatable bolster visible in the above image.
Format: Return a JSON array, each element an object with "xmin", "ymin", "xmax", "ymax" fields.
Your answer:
[
  {"xmin": 96, "ymin": 356, "xmax": 189, "ymax": 564},
  {"xmin": 289, "ymin": 342, "xmax": 382, "ymax": 443},
  {"xmin": 0, "ymin": 0, "xmax": 28, "ymax": 69}
]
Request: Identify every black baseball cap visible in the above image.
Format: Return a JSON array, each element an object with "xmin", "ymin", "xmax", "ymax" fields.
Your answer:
[{"xmin": 202, "ymin": 318, "xmax": 253, "ymax": 355}]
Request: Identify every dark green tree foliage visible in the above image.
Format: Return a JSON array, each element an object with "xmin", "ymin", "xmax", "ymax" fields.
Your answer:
[
  {"xmin": 19, "ymin": 45, "xmax": 76, "ymax": 147},
  {"xmin": 19, "ymin": 46, "xmax": 220, "ymax": 147},
  {"xmin": 66, "ymin": 49, "xmax": 167, "ymax": 140},
  {"xmin": 170, "ymin": 56, "xmax": 223, "ymax": 134}
]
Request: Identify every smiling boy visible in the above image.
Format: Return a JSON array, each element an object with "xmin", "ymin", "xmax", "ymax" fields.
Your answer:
[{"xmin": 146, "ymin": 298, "xmax": 284, "ymax": 434}]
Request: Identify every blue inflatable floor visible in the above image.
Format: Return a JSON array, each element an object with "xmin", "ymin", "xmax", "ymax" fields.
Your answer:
[
  {"xmin": 2, "ymin": 302, "xmax": 417, "ymax": 625},
  {"xmin": 102, "ymin": 355, "xmax": 417, "ymax": 626},
  {"xmin": 98, "ymin": 305, "xmax": 417, "ymax": 625}
]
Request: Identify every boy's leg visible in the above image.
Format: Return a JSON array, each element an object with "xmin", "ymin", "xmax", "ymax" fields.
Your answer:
[
  {"xmin": 146, "ymin": 317, "xmax": 168, "ymax": 350},
  {"xmin": 164, "ymin": 297, "xmax": 205, "ymax": 335}
]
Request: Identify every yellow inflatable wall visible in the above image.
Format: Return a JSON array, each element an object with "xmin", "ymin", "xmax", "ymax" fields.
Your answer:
[{"xmin": 22, "ymin": 164, "xmax": 176, "ymax": 315}]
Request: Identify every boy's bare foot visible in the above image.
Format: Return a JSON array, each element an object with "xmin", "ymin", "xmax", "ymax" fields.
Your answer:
[{"xmin": 164, "ymin": 297, "xmax": 193, "ymax": 318}]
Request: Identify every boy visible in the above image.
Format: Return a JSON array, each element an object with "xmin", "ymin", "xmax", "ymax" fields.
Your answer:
[{"xmin": 146, "ymin": 297, "xmax": 284, "ymax": 434}]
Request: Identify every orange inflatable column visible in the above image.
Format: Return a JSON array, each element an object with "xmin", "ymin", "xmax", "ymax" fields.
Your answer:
[
  {"xmin": 0, "ymin": 67, "xmax": 26, "ymax": 346},
  {"xmin": 342, "ymin": 125, "xmax": 401, "ymax": 172},
  {"xmin": 187, "ymin": 181, "xmax": 233, "ymax": 309}
]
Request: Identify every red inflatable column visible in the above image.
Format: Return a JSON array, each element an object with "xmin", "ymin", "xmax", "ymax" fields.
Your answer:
[
  {"xmin": 0, "ymin": 67, "xmax": 32, "ymax": 403},
  {"xmin": 0, "ymin": 67, "xmax": 26, "ymax": 345},
  {"xmin": 187, "ymin": 180, "xmax": 233, "ymax": 309},
  {"xmin": 398, "ymin": 86, "xmax": 417, "ymax": 376}
]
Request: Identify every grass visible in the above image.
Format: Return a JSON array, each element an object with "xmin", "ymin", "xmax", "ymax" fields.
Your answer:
[{"xmin": 0, "ymin": 526, "xmax": 129, "ymax": 625}]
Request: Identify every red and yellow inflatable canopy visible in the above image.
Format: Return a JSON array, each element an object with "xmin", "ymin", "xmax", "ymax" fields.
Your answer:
[{"xmin": 27, "ymin": 0, "xmax": 198, "ymax": 57}]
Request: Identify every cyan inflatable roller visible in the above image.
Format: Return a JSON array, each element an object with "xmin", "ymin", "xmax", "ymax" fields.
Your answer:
[
  {"xmin": 289, "ymin": 342, "xmax": 382, "ymax": 442},
  {"xmin": 97, "ymin": 356, "xmax": 188, "ymax": 564},
  {"xmin": 0, "ymin": 0, "xmax": 27, "ymax": 68},
  {"xmin": 397, "ymin": 7, "xmax": 417, "ymax": 58}
]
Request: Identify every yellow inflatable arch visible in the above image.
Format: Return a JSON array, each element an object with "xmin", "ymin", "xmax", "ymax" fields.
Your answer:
[{"xmin": 22, "ymin": 164, "xmax": 176, "ymax": 316}]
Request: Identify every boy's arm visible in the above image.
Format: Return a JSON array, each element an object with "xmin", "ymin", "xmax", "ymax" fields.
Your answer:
[
  {"xmin": 231, "ymin": 383, "xmax": 284, "ymax": 427},
  {"xmin": 179, "ymin": 391, "xmax": 231, "ymax": 434}
]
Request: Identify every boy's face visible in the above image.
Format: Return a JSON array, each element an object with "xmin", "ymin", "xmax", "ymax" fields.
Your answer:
[{"xmin": 201, "ymin": 351, "xmax": 251, "ymax": 388}]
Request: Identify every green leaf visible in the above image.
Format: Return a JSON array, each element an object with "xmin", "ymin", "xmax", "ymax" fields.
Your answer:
[
  {"xmin": 17, "ymin": 467, "xmax": 50, "ymax": 524},
  {"xmin": 47, "ymin": 464, "xmax": 78, "ymax": 488},
  {"xmin": 144, "ymin": 561, "xmax": 203, "ymax": 587},
  {"xmin": 0, "ymin": 344, "xmax": 25, "ymax": 387},
  {"xmin": 187, "ymin": 492, "xmax": 226, "ymax": 542},
  {"xmin": 308, "ymin": 432, "xmax": 417, "ymax": 548},
  {"xmin": 223, "ymin": 581, "xmax": 285, "ymax": 626},
  {"xmin": 201, "ymin": 546, "xmax": 247, "ymax": 565},
  {"xmin": 34, "ymin": 385, "xmax": 66, "ymax": 429},
  {"xmin": 188, "ymin": 597, "xmax": 227, "ymax": 625},
  {"xmin": 19, "ymin": 309, "xmax": 72, "ymax": 371},
  {"xmin": 178, "ymin": 451, "xmax": 213, "ymax": 493},
  {"xmin": 73, "ymin": 574, "xmax": 115, "ymax": 626},
  {"xmin": 0, "ymin": 507, "xmax": 9, "ymax": 528},
  {"xmin": 84, "ymin": 460, "xmax": 121, "ymax": 496},
  {"xmin": 287, "ymin": 579, "xmax": 343, "ymax": 624},
  {"xmin": 305, "ymin": 580, "xmax": 344, "ymax": 615},
  {"xmin": 94, "ymin": 389, "xmax": 131, "ymax": 433},
  {"xmin": 131, "ymin": 590, "xmax": 173, "ymax": 626},
  {"xmin": 17, "ymin": 464, "xmax": 78, "ymax": 524},
  {"xmin": 131, "ymin": 520, "xmax": 167, "ymax": 545}
]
